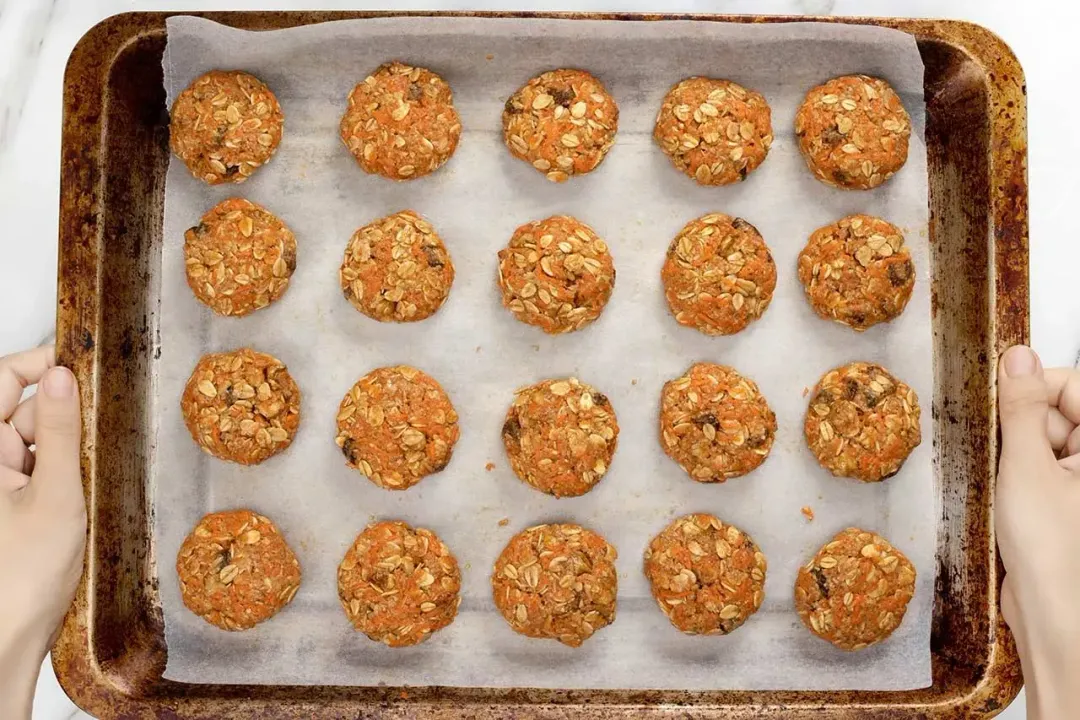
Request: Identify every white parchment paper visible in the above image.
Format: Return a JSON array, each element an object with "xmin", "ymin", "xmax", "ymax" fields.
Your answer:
[{"xmin": 155, "ymin": 16, "xmax": 933, "ymax": 690}]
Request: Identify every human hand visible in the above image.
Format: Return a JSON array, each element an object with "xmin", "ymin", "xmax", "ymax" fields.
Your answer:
[
  {"xmin": 996, "ymin": 345, "xmax": 1080, "ymax": 720},
  {"xmin": 0, "ymin": 346, "xmax": 85, "ymax": 720}
]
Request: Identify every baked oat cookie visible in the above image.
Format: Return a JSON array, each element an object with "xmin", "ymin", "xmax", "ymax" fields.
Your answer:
[
  {"xmin": 804, "ymin": 362, "xmax": 920, "ymax": 482},
  {"xmin": 497, "ymin": 215, "xmax": 615, "ymax": 334},
  {"xmin": 340, "ymin": 210, "xmax": 454, "ymax": 322},
  {"xmin": 491, "ymin": 523, "xmax": 617, "ymax": 647},
  {"xmin": 653, "ymin": 77, "xmax": 773, "ymax": 186},
  {"xmin": 338, "ymin": 520, "xmax": 461, "ymax": 647},
  {"xmin": 502, "ymin": 377, "xmax": 618, "ymax": 498},
  {"xmin": 180, "ymin": 348, "xmax": 301, "ymax": 465},
  {"xmin": 644, "ymin": 514, "xmax": 766, "ymax": 635},
  {"xmin": 170, "ymin": 70, "xmax": 284, "ymax": 185},
  {"xmin": 176, "ymin": 509, "xmax": 301, "ymax": 631},
  {"xmin": 184, "ymin": 198, "xmax": 297, "ymax": 317},
  {"xmin": 660, "ymin": 363, "xmax": 776, "ymax": 482},
  {"xmin": 340, "ymin": 62, "xmax": 462, "ymax": 180},
  {"xmin": 795, "ymin": 75, "xmax": 911, "ymax": 190},
  {"xmin": 335, "ymin": 365, "xmax": 459, "ymax": 490},
  {"xmin": 662, "ymin": 213, "xmax": 776, "ymax": 336},
  {"xmin": 797, "ymin": 214, "xmax": 915, "ymax": 331},
  {"xmin": 794, "ymin": 527, "xmax": 916, "ymax": 650},
  {"xmin": 503, "ymin": 68, "xmax": 619, "ymax": 182}
]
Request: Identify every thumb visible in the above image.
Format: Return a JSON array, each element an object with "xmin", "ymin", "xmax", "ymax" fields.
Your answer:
[
  {"xmin": 997, "ymin": 345, "xmax": 1054, "ymax": 465},
  {"xmin": 29, "ymin": 366, "xmax": 83, "ymax": 505}
]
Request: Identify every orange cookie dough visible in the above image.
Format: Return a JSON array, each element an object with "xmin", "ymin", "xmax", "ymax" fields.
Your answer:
[
  {"xmin": 502, "ymin": 377, "xmax": 618, "ymax": 498},
  {"xmin": 654, "ymin": 77, "xmax": 773, "ymax": 185},
  {"xmin": 180, "ymin": 348, "xmax": 301, "ymax": 465},
  {"xmin": 340, "ymin": 62, "xmax": 462, "ymax": 180},
  {"xmin": 804, "ymin": 362, "xmax": 920, "ymax": 482},
  {"xmin": 491, "ymin": 523, "xmax": 618, "ymax": 647},
  {"xmin": 503, "ymin": 68, "xmax": 619, "ymax": 182},
  {"xmin": 794, "ymin": 527, "xmax": 916, "ymax": 650},
  {"xmin": 340, "ymin": 210, "xmax": 455, "ymax": 322},
  {"xmin": 644, "ymin": 514, "xmax": 767, "ymax": 635},
  {"xmin": 170, "ymin": 70, "xmax": 284, "ymax": 184},
  {"xmin": 184, "ymin": 198, "xmax": 297, "ymax": 317},
  {"xmin": 335, "ymin": 365, "xmax": 459, "ymax": 490},
  {"xmin": 662, "ymin": 213, "xmax": 775, "ymax": 336},
  {"xmin": 798, "ymin": 214, "xmax": 914, "ymax": 331},
  {"xmin": 660, "ymin": 363, "xmax": 776, "ymax": 482},
  {"xmin": 795, "ymin": 75, "xmax": 910, "ymax": 190},
  {"xmin": 176, "ymin": 509, "xmax": 301, "ymax": 631},
  {"xmin": 338, "ymin": 520, "xmax": 461, "ymax": 647},
  {"xmin": 497, "ymin": 215, "xmax": 615, "ymax": 334}
]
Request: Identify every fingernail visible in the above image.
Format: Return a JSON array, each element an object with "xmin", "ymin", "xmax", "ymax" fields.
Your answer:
[
  {"xmin": 42, "ymin": 366, "xmax": 76, "ymax": 398},
  {"xmin": 1003, "ymin": 346, "xmax": 1038, "ymax": 378}
]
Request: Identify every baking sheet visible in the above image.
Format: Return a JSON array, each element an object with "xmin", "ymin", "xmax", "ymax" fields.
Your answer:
[{"xmin": 155, "ymin": 15, "xmax": 933, "ymax": 690}]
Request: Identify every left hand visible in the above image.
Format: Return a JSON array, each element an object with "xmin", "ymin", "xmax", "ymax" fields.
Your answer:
[{"xmin": 0, "ymin": 346, "xmax": 86, "ymax": 720}]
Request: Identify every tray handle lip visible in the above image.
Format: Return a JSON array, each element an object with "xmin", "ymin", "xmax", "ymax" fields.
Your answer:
[
  {"xmin": 51, "ymin": 10, "xmax": 1027, "ymax": 718},
  {"xmin": 914, "ymin": 14, "xmax": 1029, "ymax": 720},
  {"xmin": 52, "ymin": 9, "xmax": 161, "ymax": 717},
  {"xmin": 976, "ymin": 11, "xmax": 1030, "ymax": 720}
]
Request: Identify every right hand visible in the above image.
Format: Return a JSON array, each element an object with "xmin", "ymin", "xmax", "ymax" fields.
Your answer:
[{"xmin": 996, "ymin": 345, "xmax": 1080, "ymax": 719}]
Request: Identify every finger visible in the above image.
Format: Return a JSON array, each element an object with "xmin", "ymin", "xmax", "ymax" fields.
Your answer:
[
  {"xmin": 0, "ymin": 345, "xmax": 56, "ymax": 419},
  {"xmin": 1045, "ymin": 368, "xmax": 1080, "ymax": 425},
  {"xmin": 0, "ymin": 464, "xmax": 30, "ymax": 494},
  {"xmin": 1048, "ymin": 407, "xmax": 1074, "ymax": 450},
  {"xmin": 997, "ymin": 346, "xmax": 1056, "ymax": 466},
  {"xmin": 8, "ymin": 395, "xmax": 36, "ymax": 444},
  {"xmin": 27, "ymin": 366, "xmax": 83, "ymax": 509},
  {"xmin": 1066, "ymin": 425, "xmax": 1080, "ymax": 459},
  {"xmin": 0, "ymin": 422, "xmax": 33, "ymax": 473},
  {"xmin": 1059, "ymin": 452, "xmax": 1080, "ymax": 474}
]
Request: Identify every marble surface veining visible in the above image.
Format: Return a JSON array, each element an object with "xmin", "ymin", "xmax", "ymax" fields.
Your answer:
[{"xmin": 4, "ymin": 1, "xmax": 1080, "ymax": 718}]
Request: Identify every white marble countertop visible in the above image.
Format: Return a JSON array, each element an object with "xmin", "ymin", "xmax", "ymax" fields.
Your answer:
[{"xmin": 4, "ymin": 1, "xmax": 1078, "ymax": 718}]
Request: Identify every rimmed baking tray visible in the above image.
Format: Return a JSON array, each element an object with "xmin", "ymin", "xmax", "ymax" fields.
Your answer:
[{"xmin": 53, "ymin": 11, "xmax": 1027, "ymax": 718}]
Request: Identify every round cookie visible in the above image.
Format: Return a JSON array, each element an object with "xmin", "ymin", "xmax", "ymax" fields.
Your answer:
[
  {"xmin": 176, "ymin": 509, "xmax": 301, "ymax": 631},
  {"xmin": 644, "ymin": 514, "xmax": 767, "ymax": 635},
  {"xmin": 804, "ymin": 361, "xmax": 921, "ymax": 482},
  {"xmin": 335, "ymin": 365, "xmax": 459, "ymax": 490},
  {"xmin": 653, "ymin": 77, "xmax": 773, "ymax": 186},
  {"xmin": 503, "ymin": 68, "xmax": 619, "ymax": 182},
  {"xmin": 491, "ymin": 523, "xmax": 617, "ymax": 647},
  {"xmin": 794, "ymin": 527, "xmax": 916, "ymax": 650},
  {"xmin": 169, "ymin": 70, "xmax": 284, "ymax": 184},
  {"xmin": 180, "ymin": 348, "xmax": 301, "ymax": 465},
  {"xmin": 184, "ymin": 198, "xmax": 297, "ymax": 317},
  {"xmin": 340, "ymin": 210, "xmax": 455, "ymax": 322},
  {"xmin": 795, "ymin": 75, "xmax": 911, "ymax": 190},
  {"xmin": 497, "ymin": 215, "xmax": 615, "ymax": 334},
  {"xmin": 338, "ymin": 520, "xmax": 461, "ymax": 647},
  {"xmin": 662, "ymin": 213, "xmax": 776, "ymax": 335},
  {"xmin": 340, "ymin": 62, "xmax": 461, "ymax": 180},
  {"xmin": 660, "ymin": 363, "xmax": 776, "ymax": 482},
  {"xmin": 798, "ymin": 214, "xmax": 915, "ymax": 331},
  {"xmin": 501, "ymin": 377, "xmax": 619, "ymax": 498}
]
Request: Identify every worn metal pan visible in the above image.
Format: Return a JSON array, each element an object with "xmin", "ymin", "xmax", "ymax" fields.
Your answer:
[{"xmin": 53, "ymin": 11, "xmax": 1027, "ymax": 718}]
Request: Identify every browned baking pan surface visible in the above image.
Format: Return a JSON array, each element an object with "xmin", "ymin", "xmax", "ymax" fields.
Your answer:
[{"xmin": 54, "ymin": 11, "xmax": 1027, "ymax": 718}]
